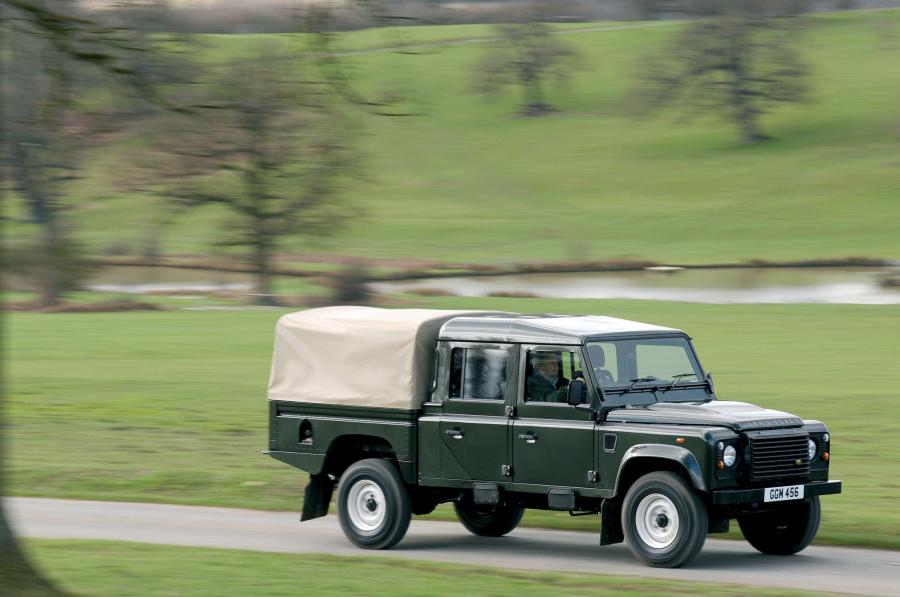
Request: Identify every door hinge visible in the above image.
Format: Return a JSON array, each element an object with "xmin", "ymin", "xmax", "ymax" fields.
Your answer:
[
  {"xmin": 505, "ymin": 405, "xmax": 515, "ymax": 417},
  {"xmin": 587, "ymin": 470, "xmax": 598, "ymax": 483},
  {"xmin": 501, "ymin": 464, "xmax": 512, "ymax": 478}
]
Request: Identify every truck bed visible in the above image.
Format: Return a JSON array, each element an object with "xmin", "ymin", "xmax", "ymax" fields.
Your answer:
[{"xmin": 267, "ymin": 401, "xmax": 419, "ymax": 484}]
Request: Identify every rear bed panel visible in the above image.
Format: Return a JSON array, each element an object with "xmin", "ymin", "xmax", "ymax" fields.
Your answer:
[{"xmin": 268, "ymin": 401, "xmax": 418, "ymax": 482}]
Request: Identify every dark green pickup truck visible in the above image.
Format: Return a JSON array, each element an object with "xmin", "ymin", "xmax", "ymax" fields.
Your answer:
[{"xmin": 266, "ymin": 307, "xmax": 841, "ymax": 567}]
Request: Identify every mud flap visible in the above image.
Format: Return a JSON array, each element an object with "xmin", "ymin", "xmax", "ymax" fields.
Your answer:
[
  {"xmin": 301, "ymin": 474, "xmax": 334, "ymax": 522},
  {"xmin": 599, "ymin": 498, "xmax": 624, "ymax": 546}
]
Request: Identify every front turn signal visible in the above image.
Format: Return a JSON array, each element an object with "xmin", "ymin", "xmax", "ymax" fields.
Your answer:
[{"xmin": 822, "ymin": 452, "xmax": 830, "ymax": 462}]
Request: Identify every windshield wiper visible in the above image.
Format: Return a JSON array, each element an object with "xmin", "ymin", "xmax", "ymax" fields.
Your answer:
[
  {"xmin": 628, "ymin": 376, "xmax": 657, "ymax": 390},
  {"xmin": 662, "ymin": 372, "xmax": 699, "ymax": 391},
  {"xmin": 604, "ymin": 377, "xmax": 661, "ymax": 398}
]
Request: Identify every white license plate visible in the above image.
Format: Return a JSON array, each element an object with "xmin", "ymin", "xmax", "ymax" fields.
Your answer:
[{"xmin": 764, "ymin": 484, "xmax": 805, "ymax": 503}]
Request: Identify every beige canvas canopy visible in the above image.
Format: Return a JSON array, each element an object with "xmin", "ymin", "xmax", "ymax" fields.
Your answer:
[{"xmin": 268, "ymin": 307, "xmax": 499, "ymax": 410}]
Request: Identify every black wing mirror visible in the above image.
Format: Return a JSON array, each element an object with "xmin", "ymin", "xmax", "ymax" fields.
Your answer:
[{"xmin": 567, "ymin": 378, "xmax": 586, "ymax": 406}]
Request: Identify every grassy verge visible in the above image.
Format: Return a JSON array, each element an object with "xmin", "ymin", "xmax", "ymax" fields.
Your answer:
[
  {"xmin": 27, "ymin": 539, "xmax": 826, "ymax": 597},
  {"xmin": 6, "ymin": 298, "xmax": 900, "ymax": 548}
]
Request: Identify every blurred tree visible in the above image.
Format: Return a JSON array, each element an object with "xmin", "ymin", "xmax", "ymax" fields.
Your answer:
[
  {"xmin": 635, "ymin": 0, "xmax": 680, "ymax": 20},
  {"xmin": 2, "ymin": 1, "xmax": 167, "ymax": 307},
  {"xmin": 1, "ymin": 1, "xmax": 161, "ymax": 593},
  {"xmin": 472, "ymin": 5, "xmax": 580, "ymax": 116},
  {"xmin": 3, "ymin": 33, "xmax": 95, "ymax": 307},
  {"xmin": 637, "ymin": 0, "xmax": 808, "ymax": 144},
  {"xmin": 150, "ymin": 46, "xmax": 361, "ymax": 306}
]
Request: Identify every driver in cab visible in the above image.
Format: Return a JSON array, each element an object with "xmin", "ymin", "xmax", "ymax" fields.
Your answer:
[{"xmin": 527, "ymin": 353, "xmax": 571, "ymax": 403}]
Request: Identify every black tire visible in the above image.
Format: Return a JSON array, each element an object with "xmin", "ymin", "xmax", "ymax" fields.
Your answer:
[
  {"xmin": 336, "ymin": 458, "xmax": 411, "ymax": 550},
  {"xmin": 453, "ymin": 494, "xmax": 524, "ymax": 537},
  {"xmin": 621, "ymin": 471, "xmax": 708, "ymax": 568},
  {"xmin": 738, "ymin": 496, "xmax": 821, "ymax": 555}
]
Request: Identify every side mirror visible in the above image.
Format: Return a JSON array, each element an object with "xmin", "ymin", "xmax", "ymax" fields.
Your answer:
[{"xmin": 567, "ymin": 378, "xmax": 586, "ymax": 406}]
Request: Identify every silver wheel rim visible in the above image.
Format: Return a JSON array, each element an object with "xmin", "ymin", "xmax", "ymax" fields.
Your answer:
[
  {"xmin": 635, "ymin": 493, "xmax": 679, "ymax": 549},
  {"xmin": 347, "ymin": 480, "xmax": 386, "ymax": 534}
]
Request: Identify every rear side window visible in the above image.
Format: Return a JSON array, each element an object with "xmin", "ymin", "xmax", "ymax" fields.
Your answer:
[
  {"xmin": 449, "ymin": 348, "xmax": 464, "ymax": 398},
  {"xmin": 448, "ymin": 346, "xmax": 510, "ymax": 400}
]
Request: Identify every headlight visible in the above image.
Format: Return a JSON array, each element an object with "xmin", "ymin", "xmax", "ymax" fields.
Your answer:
[
  {"xmin": 808, "ymin": 439, "xmax": 817, "ymax": 461},
  {"xmin": 723, "ymin": 444, "xmax": 737, "ymax": 467}
]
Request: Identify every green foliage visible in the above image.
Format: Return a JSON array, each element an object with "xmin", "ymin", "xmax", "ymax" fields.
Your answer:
[
  {"xmin": 7, "ymin": 12, "xmax": 899, "ymax": 265},
  {"xmin": 636, "ymin": 0, "xmax": 809, "ymax": 143},
  {"xmin": 6, "ymin": 299, "xmax": 900, "ymax": 548},
  {"xmin": 473, "ymin": 17, "xmax": 581, "ymax": 115},
  {"xmin": 4, "ymin": 236, "xmax": 94, "ymax": 302},
  {"xmin": 146, "ymin": 43, "xmax": 362, "ymax": 303}
]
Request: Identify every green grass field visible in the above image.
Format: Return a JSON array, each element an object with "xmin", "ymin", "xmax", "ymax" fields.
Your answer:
[
  {"xmin": 6, "ymin": 297, "xmax": 900, "ymax": 548},
  {"xmin": 5, "ymin": 11, "xmax": 900, "ymax": 266},
  {"xmin": 25, "ymin": 540, "xmax": 828, "ymax": 596}
]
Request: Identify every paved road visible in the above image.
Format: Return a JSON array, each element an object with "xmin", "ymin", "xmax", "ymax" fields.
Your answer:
[{"xmin": 9, "ymin": 497, "xmax": 899, "ymax": 596}]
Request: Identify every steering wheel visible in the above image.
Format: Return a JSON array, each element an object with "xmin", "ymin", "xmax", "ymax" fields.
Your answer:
[{"xmin": 594, "ymin": 368, "xmax": 614, "ymax": 384}]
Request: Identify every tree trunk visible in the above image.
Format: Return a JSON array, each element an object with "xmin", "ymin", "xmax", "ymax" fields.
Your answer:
[
  {"xmin": 736, "ymin": 107, "xmax": 764, "ymax": 144},
  {"xmin": 0, "ymin": 16, "xmax": 66, "ymax": 591},
  {"xmin": 519, "ymin": 68, "xmax": 551, "ymax": 116},
  {"xmin": 0, "ymin": 293, "xmax": 64, "ymax": 597},
  {"xmin": 35, "ymin": 233, "xmax": 64, "ymax": 309},
  {"xmin": 11, "ymin": 143, "xmax": 65, "ymax": 307},
  {"xmin": 729, "ymin": 28, "xmax": 765, "ymax": 144},
  {"xmin": 0, "ymin": 508, "xmax": 64, "ymax": 596},
  {"xmin": 252, "ymin": 237, "xmax": 279, "ymax": 307},
  {"xmin": 0, "ymin": 329, "xmax": 65, "ymax": 595}
]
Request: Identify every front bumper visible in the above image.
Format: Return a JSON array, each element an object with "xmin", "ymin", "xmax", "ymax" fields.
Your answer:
[{"xmin": 711, "ymin": 480, "xmax": 842, "ymax": 506}]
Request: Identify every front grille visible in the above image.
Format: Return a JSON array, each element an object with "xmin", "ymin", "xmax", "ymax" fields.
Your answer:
[{"xmin": 748, "ymin": 433, "xmax": 810, "ymax": 481}]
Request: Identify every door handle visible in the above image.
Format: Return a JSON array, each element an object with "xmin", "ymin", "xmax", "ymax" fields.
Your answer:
[
  {"xmin": 445, "ymin": 428, "xmax": 464, "ymax": 439},
  {"xmin": 517, "ymin": 432, "xmax": 537, "ymax": 444}
]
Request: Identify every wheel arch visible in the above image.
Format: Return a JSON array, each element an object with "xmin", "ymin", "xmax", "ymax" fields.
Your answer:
[
  {"xmin": 323, "ymin": 434, "xmax": 408, "ymax": 481},
  {"xmin": 614, "ymin": 445, "xmax": 707, "ymax": 498}
]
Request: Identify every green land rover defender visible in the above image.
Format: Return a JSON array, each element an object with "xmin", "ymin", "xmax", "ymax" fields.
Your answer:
[{"xmin": 266, "ymin": 307, "xmax": 841, "ymax": 568}]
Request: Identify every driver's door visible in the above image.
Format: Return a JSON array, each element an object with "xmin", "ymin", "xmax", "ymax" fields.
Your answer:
[{"xmin": 512, "ymin": 346, "xmax": 597, "ymax": 490}]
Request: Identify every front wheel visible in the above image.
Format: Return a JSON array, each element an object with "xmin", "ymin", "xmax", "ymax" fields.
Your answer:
[
  {"xmin": 738, "ymin": 496, "xmax": 820, "ymax": 555},
  {"xmin": 621, "ymin": 471, "xmax": 707, "ymax": 568},
  {"xmin": 454, "ymin": 494, "xmax": 524, "ymax": 537},
  {"xmin": 336, "ymin": 459, "xmax": 411, "ymax": 550}
]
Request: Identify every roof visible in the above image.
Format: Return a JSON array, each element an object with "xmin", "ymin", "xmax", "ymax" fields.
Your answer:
[
  {"xmin": 267, "ymin": 308, "xmax": 681, "ymax": 410},
  {"xmin": 439, "ymin": 314, "xmax": 680, "ymax": 344},
  {"xmin": 267, "ymin": 307, "xmax": 504, "ymax": 409}
]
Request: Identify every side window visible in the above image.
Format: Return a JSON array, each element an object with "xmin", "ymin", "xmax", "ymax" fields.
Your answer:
[
  {"xmin": 449, "ymin": 348, "xmax": 464, "ymax": 399},
  {"xmin": 449, "ymin": 346, "xmax": 510, "ymax": 400},
  {"xmin": 525, "ymin": 348, "xmax": 582, "ymax": 403}
]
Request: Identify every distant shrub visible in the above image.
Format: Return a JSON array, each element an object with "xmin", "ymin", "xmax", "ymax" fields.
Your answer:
[
  {"xmin": 330, "ymin": 263, "xmax": 371, "ymax": 304},
  {"xmin": 406, "ymin": 288, "xmax": 457, "ymax": 297},
  {"xmin": 487, "ymin": 291, "xmax": 539, "ymax": 299}
]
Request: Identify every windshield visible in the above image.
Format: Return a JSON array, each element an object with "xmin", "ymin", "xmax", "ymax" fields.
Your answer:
[{"xmin": 585, "ymin": 336, "xmax": 709, "ymax": 402}]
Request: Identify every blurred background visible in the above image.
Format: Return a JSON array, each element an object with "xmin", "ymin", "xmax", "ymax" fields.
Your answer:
[{"xmin": 2, "ymin": 0, "xmax": 899, "ymax": 595}]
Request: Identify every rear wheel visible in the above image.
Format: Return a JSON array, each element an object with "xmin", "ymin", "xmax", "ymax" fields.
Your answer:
[
  {"xmin": 336, "ymin": 459, "xmax": 411, "ymax": 550},
  {"xmin": 621, "ymin": 471, "xmax": 707, "ymax": 568},
  {"xmin": 454, "ymin": 494, "xmax": 524, "ymax": 537},
  {"xmin": 738, "ymin": 496, "xmax": 820, "ymax": 555}
]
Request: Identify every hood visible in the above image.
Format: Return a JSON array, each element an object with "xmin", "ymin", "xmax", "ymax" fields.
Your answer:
[{"xmin": 605, "ymin": 400, "xmax": 803, "ymax": 432}]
